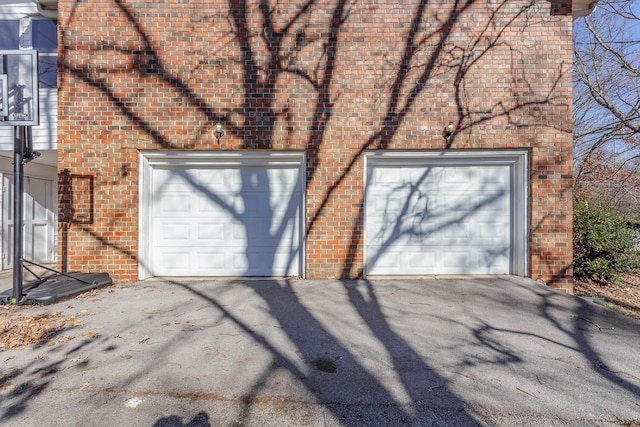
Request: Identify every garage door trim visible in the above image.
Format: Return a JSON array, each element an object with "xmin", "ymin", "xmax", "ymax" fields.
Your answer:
[
  {"xmin": 363, "ymin": 150, "xmax": 528, "ymax": 277},
  {"xmin": 139, "ymin": 151, "xmax": 306, "ymax": 280}
]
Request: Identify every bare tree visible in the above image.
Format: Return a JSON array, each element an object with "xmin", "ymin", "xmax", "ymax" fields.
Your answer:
[{"xmin": 573, "ymin": 0, "xmax": 640, "ymax": 221}]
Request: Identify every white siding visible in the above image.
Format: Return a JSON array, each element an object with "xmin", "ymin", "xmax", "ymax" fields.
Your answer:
[
  {"xmin": 1, "ymin": 4, "xmax": 57, "ymax": 152},
  {"xmin": 0, "ymin": 87, "xmax": 57, "ymax": 151}
]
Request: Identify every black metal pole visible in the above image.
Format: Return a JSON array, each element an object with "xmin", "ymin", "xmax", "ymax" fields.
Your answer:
[{"xmin": 12, "ymin": 126, "xmax": 24, "ymax": 304}]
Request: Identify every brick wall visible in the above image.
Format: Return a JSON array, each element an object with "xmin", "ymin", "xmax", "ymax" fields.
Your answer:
[{"xmin": 57, "ymin": 0, "xmax": 574, "ymax": 291}]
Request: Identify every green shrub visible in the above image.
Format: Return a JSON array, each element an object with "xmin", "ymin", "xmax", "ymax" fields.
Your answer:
[{"xmin": 573, "ymin": 196, "xmax": 640, "ymax": 284}]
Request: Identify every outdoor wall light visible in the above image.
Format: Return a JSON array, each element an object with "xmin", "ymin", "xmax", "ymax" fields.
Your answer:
[
  {"xmin": 442, "ymin": 121, "xmax": 454, "ymax": 140},
  {"xmin": 215, "ymin": 123, "xmax": 224, "ymax": 141}
]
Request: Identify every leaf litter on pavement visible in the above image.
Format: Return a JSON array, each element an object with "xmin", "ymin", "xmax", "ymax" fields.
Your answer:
[{"xmin": 1, "ymin": 306, "xmax": 88, "ymax": 351}]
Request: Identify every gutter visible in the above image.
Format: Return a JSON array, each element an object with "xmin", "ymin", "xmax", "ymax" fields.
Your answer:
[
  {"xmin": 573, "ymin": 1, "xmax": 599, "ymax": 20},
  {"xmin": 30, "ymin": 0, "xmax": 598, "ymax": 23},
  {"xmin": 34, "ymin": 0, "xmax": 57, "ymax": 20}
]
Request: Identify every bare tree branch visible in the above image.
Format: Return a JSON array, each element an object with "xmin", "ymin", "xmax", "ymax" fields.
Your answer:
[{"xmin": 573, "ymin": 0, "xmax": 640, "ymax": 220}]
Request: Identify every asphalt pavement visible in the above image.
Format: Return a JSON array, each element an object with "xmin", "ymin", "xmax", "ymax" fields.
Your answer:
[{"xmin": 1, "ymin": 276, "xmax": 639, "ymax": 426}]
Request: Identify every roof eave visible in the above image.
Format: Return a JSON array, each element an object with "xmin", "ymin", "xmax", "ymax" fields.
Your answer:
[
  {"xmin": 573, "ymin": 0, "xmax": 599, "ymax": 20},
  {"xmin": 34, "ymin": 0, "xmax": 57, "ymax": 20}
]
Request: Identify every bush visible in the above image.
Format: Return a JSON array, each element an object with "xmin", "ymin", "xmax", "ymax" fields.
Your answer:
[{"xmin": 573, "ymin": 196, "xmax": 640, "ymax": 284}]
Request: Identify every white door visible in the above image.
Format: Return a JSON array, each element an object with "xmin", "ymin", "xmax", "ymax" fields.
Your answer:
[
  {"xmin": 2, "ymin": 175, "xmax": 56, "ymax": 269},
  {"xmin": 144, "ymin": 153, "xmax": 304, "ymax": 277},
  {"xmin": 365, "ymin": 151, "xmax": 527, "ymax": 276}
]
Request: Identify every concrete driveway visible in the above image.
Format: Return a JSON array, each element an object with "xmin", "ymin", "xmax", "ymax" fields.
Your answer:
[{"xmin": 1, "ymin": 276, "xmax": 639, "ymax": 426}]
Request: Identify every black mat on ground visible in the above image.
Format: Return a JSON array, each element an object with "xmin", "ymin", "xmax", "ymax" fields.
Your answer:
[{"xmin": 0, "ymin": 272, "xmax": 112, "ymax": 305}]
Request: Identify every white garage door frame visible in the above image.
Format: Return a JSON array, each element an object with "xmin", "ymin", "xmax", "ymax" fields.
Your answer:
[
  {"xmin": 138, "ymin": 151, "xmax": 306, "ymax": 280},
  {"xmin": 364, "ymin": 149, "xmax": 529, "ymax": 277}
]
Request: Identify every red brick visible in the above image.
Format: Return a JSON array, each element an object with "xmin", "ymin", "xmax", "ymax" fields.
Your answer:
[{"xmin": 57, "ymin": 0, "xmax": 574, "ymax": 291}]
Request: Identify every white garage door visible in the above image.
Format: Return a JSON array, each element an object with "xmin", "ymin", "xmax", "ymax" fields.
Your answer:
[
  {"xmin": 365, "ymin": 151, "xmax": 527, "ymax": 276},
  {"xmin": 140, "ymin": 152, "xmax": 304, "ymax": 278}
]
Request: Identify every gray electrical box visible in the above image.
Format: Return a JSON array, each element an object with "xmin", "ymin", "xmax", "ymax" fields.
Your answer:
[{"xmin": 0, "ymin": 50, "xmax": 39, "ymax": 126}]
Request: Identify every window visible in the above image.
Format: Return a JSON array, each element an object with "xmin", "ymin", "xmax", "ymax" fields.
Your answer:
[
  {"xmin": 38, "ymin": 56, "xmax": 57, "ymax": 88},
  {"xmin": 30, "ymin": 19, "xmax": 57, "ymax": 88},
  {"xmin": 0, "ymin": 20, "xmax": 20, "ymax": 49},
  {"xmin": 1, "ymin": 18, "xmax": 57, "ymax": 88},
  {"xmin": 32, "ymin": 20, "xmax": 57, "ymax": 54}
]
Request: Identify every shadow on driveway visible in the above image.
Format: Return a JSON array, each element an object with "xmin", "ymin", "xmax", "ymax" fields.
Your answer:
[{"xmin": 1, "ymin": 276, "xmax": 639, "ymax": 426}]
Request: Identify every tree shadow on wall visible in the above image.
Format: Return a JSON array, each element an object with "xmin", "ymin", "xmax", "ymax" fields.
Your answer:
[
  {"xmin": 55, "ymin": 0, "xmax": 576, "ymax": 424},
  {"xmin": 58, "ymin": 0, "xmax": 570, "ymax": 277},
  {"xmin": 58, "ymin": 169, "xmax": 93, "ymax": 272},
  {"xmin": 142, "ymin": 162, "xmax": 302, "ymax": 277},
  {"xmin": 363, "ymin": 164, "xmax": 512, "ymax": 276}
]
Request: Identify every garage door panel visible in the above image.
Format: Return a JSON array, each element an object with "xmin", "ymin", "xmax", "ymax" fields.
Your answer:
[
  {"xmin": 273, "ymin": 252, "xmax": 300, "ymax": 276},
  {"xmin": 369, "ymin": 193, "xmax": 402, "ymax": 212},
  {"xmin": 442, "ymin": 223, "xmax": 471, "ymax": 240},
  {"xmin": 197, "ymin": 223, "xmax": 225, "ymax": 241},
  {"xmin": 161, "ymin": 223, "xmax": 190, "ymax": 241},
  {"xmin": 158, "ymin": 251, "xmax": 191, "ymax": 271},
  {"xmin": 443, "ymin": 252, "xmax": 470, "ymax": 269},
  {"xmin": 196, "ymin": 252, "xmax": 226, "ymax": 271},
  {"xmin": 408, "ymin": 252, "xmax": 436, "ymax": 269},
  {"xmin": 232, "ymin": 253, "xmax": 250, "ymax": 272},
  {"xmin": 159, "ymin": 195, "xmax": 191, "ymax": 213},
  {"xmin": 442, "ymin": 168, "xmax": 473, "ymax": 184},
  {"xmin": 373, "ymin": 251, "xmax": 400, "ymax": 269},
  {"xmin": 198, "ymin": 195, "xmax": 229, "ymax": 214},
  {"xmin": 237, "ymin": 220, "xmax": 296, "ymax": 244},
  {"xmin": 477, "ymin": 221, "xmax": 509, "ymax": 240},
  {"xmin": 366, "ymin": 159, "xmax": 515, "ymax": 276},
  {"xmin": 154, "ymin": 170, "xmax": 194, "ymax": 192},
  {"xmin": 148, "ymin": 157, "xmax": 303, "ymax": 277},
  {"xmin": 197, "ymin": 169, "xmax": 228, "ymax": 187},
  {"xmin": 377, "ymin": 246, "xmax": 511, "ymax": 275},
  {"xmin": 231, "ymin": 223, "xmax": 248, "ymax": 240},
  {"xmin": 372, "ymin": 167, "xmax": 397, "ymax": 184}
]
